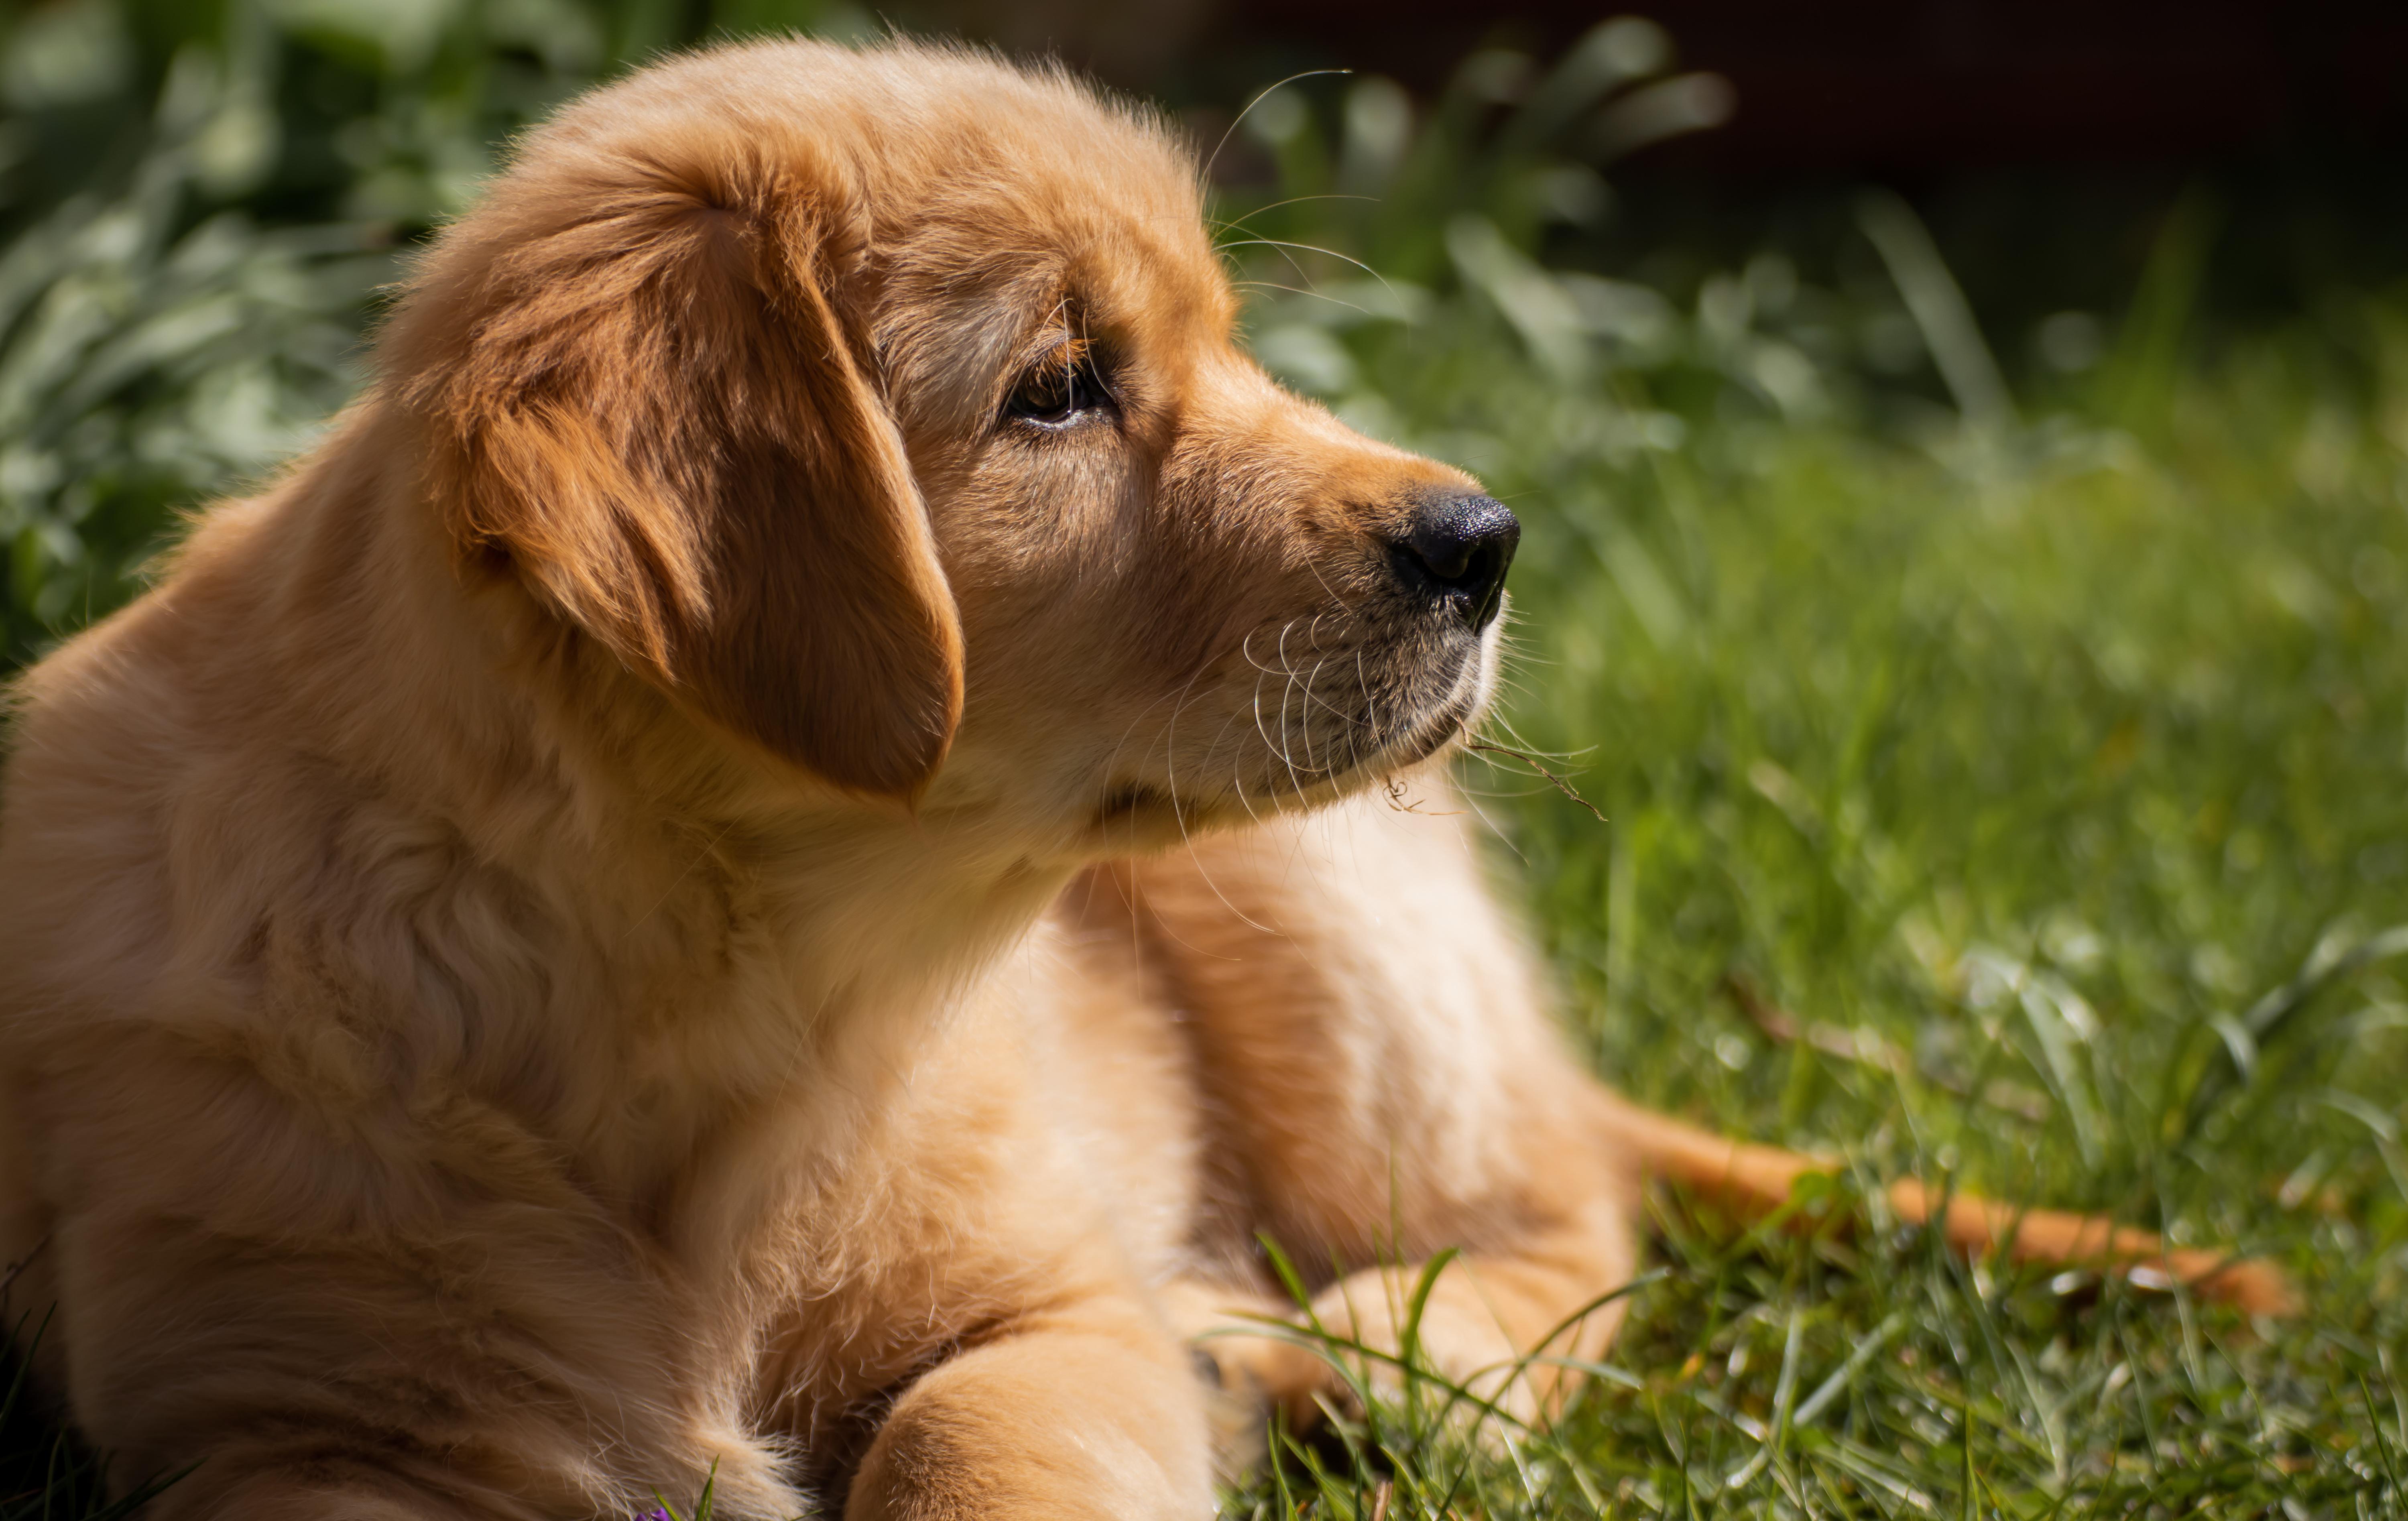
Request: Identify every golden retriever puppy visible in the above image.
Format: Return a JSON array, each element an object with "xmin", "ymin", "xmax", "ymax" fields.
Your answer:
[
  {"xmin": 0, "ymin": 34, "xmax": 2291, "ymax": 1521},
  {"xmin": 0, "ymin": 35, "xmax": 1614, "ymax": 1521}
]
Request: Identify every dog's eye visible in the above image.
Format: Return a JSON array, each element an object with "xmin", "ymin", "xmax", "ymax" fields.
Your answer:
[{"xmin": 1003, "ymin": 356, "xmax": 1110, "ymax": 429}]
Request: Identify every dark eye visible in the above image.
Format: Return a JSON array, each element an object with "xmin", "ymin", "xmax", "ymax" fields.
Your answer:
[{"xmin": 1004, "ymin": 355, "xmax": 1111, "ymax": 429}]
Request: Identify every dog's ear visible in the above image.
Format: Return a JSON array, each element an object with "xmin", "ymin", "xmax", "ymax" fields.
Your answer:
[{"xmin": 395, "ymin": 142, "xmax": 963, "ymax": 801}]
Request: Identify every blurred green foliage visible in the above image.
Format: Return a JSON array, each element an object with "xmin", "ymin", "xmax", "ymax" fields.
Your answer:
[
  {"xmin": 6, "ymin": 2, "xmax": 2408, "ymax": 1515},
  {"xmin": 0, "ymin": 0, "xmax": 870, "ymax": 661}
]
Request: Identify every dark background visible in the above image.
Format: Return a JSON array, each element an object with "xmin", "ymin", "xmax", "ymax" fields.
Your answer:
[
  {"xmin": 937, "ymin": 0, "xmax": 2408, "ymax": 166},
  {"xmin": 917, "ymin": 0, "xmax": 2408, "ymax": 329},
  {"xmin": 14, "ymin": 0, "xmax": 2405, "ymax": 327},
  {"xmin": 1185, "ymin": 0, "xmax": 2408, "ymax": 169}
]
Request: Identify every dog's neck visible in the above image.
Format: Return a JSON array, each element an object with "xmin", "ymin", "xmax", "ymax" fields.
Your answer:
[{"xmin": 234, "ymin": 402, "xmax": 1075, "ymax": 1222}]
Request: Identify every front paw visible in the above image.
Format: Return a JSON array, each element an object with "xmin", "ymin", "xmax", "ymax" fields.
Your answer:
[
  {"xmin": 1188, "ymin": 1325, "xmax": 1350, "ymax": 1459},
  {"xmin": 844, "ymin": 1331, "xmax": 1211, "ymax": 1521}
]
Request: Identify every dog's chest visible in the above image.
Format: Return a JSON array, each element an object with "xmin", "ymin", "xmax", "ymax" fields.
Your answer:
[{"xmin": 732, "ymin": 909, "xmax": 1216, "ymax": 1424}]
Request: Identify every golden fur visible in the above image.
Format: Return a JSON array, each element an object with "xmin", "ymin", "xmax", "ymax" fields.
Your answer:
[
  {"xmin": 0, "ymin": 39, "xmax": 1625, "ymax": 1520},
  {"xmin": 0, "ymin": 36, "xmax": 2290, "ymax": 1521}
]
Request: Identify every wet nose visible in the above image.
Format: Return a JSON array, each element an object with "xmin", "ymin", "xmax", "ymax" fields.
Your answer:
[{"xmin": 1387, "ymin": 491, "xmax": 1520, "ymax": 632}]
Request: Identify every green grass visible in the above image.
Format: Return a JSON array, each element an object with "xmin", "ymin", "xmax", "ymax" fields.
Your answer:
[
  {"xmin": 1212, "ymin": 147, "xmax": 2408, "ymax": 1516},
  {"xmin": 5, "ymin": 5, "xmax": 2407, "ymax": 1517}
]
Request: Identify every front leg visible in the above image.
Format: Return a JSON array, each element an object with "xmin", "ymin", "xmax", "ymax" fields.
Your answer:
[
  {"xmin": 1181, "ymin": 1176, "xmax": 1635, "ymax": 1435},
  {"xmin": 747, "ymin": 988, "xmax": 1218, "ymax": 1521},
  {"xmin": 1289, "ymin": 1193, "xmax": 1636, "ymax": 1429},
  {"xmin": 1110, "ymin": 768, "xmax": 1641, "ymax": 1429},
  {"xmin": 845, "ymin": 1297, "xmax": 1210, "ymax": 1521}
]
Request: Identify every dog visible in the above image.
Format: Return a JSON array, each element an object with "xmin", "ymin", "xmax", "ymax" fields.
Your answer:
[{"xmin": 0, "ymin": 37, "xmax": 2288, "ymax": 1521}]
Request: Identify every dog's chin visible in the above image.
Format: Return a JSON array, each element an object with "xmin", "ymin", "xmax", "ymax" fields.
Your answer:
[{"xmin": 1079, "ymin": 656, "xmax": 1490, "ymax": 855}]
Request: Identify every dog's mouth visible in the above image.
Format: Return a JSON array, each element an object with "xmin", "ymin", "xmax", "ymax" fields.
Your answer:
[
  {"xmin": 1092, "ymin": 780, "xmax": 1177, "ymax": 828},
  {"xmin": 1089, "ymin": 715, "xmax": 1463, "ymax": 826}
]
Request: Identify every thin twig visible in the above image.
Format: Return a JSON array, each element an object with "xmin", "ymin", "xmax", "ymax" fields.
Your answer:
[
  {"xmin": 1464, "ymin": 739, "xmax": 1607, "ymax": 823},
  {"xmin": 1724, "ymin": 974, "xmax": 2051, "ymax": 1122},
  {"xmin": 1383, "ymin": 775, "xmax": 1463, "ymax": 816}
]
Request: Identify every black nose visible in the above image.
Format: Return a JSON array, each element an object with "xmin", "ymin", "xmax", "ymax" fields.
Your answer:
[{"xmin": 1387, "ymin": 492, "xmax": 1520, "ymax": 632}]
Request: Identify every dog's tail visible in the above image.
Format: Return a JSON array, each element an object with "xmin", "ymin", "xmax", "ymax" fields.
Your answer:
[{"xmin": 1593, "ymin": 1094, "xmax": 2299, "ymax": 1317}]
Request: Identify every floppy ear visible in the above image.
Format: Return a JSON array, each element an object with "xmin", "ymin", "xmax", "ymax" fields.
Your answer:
[{"xmin": 395, "ymin": 143, "xmax": 963, "ymax": 800}]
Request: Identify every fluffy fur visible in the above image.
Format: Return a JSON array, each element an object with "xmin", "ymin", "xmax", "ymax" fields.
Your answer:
[
  {"xmin": 0, "ymin": 38, "xmax": 1626, "ymax": 1521},
  {"xmin": 0, "ymin": 36, "xmax": 2289, "ymax": 1521}
]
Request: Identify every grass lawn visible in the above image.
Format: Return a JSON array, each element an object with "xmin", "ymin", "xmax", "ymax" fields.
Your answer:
[{"xmin": 3, "ymin": 12, "xmax": 2406, "ymax": 1517}]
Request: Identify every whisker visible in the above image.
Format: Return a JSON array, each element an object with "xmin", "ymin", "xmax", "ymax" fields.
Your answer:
[
  {"xmin": 1273, "ymin": 620, "xmax": 1310, "ymax": 797},
  {"xmin": 1214, "ymin": 238, "xmax": 1407, "ymax": 311},
  {"xmin": 1229, "ymin": 281, "xmax": 1376, "ymax": 319},
  {"xmin": 1202, "ymin": 69, "xmax": 1352, "ymax": 184},
  {"xmin": 1296, "ymin": 613, "xmax": 1328, "ymax": 775},
  {"xmin": 1209, "ymin": 193, "xmax": 1379, "ymax": 240}
]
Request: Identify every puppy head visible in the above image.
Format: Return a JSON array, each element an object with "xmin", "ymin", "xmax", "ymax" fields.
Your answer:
[{"xmin": 386, "ymin": 40, "xmax": 1509, "ymax": 843}]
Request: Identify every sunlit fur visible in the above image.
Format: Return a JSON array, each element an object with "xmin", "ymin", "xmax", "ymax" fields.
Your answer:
[{"xmin": 0, "ymin": 38, "xmax": 1641, "ymax": 1521}]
